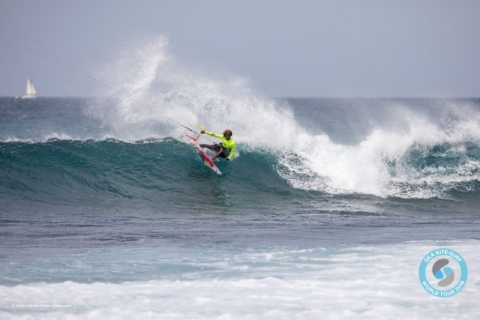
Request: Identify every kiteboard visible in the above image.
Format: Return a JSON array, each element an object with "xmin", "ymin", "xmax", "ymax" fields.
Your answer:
[{"xmin": 186, "ymin": 125, "xmax": 222, "ymax": 175}]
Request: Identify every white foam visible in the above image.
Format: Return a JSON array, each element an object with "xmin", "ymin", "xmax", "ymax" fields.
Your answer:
[
  {"xmin": 1, "ymin": 241, "xmax": 478, "ymax": 319},
  {"xmin": 269, "ymin": 107, "xmax": 480, "ymax": 198}
]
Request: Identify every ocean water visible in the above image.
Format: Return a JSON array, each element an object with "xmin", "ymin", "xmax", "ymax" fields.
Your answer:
[
  {"xmin": 1, "ymin": 39, "xmax": 479, "ymax": 319},
  {"xmin": 1, "ymin": 96, "xmax": 479, "ymax": 319}
]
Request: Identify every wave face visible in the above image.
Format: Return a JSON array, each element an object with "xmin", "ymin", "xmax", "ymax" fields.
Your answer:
[
  {"xmin": 1, "ymin": 131, "xmax": 480, "ymax": 211},
  {"xmin": 0, "ymin": 138, "xmax": 294, "ymax": 213}
]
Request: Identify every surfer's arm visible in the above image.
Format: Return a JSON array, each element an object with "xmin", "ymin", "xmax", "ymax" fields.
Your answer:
[
  {"xmin": 227, "ymin": 143, "xmax": 236, "ymax": 161},
  {"xmin": 204, "ymin": 131, "xmax": 224, "ymax": 139}
]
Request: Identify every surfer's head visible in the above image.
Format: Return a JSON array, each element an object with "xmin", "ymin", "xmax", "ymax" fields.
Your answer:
[{"xmin": 223, "ymin": 129, "xmax": 232, "ymax": 140}]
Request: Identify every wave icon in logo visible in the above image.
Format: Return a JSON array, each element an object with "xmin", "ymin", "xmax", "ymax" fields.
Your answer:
[
  {"xmin": 432, "ymin": 258, "xmax": 455, "ymax": 287},
  {"xmin": 419, "ymin": 248, "xmax": 468, "ymax": 297}
]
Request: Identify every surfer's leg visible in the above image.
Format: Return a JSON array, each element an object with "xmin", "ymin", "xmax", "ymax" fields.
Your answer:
[
  {"xmin": 212, "ymin": 149, "xmax": 225, "ymax": 161},
  {"xmin": 200, "ymin": 144, "xmax": 215, "ymax": 151}
]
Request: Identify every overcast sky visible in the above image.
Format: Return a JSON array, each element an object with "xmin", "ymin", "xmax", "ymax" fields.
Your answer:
[{"xmin": 1, "ymin": 0, "xmax": 480, "ymax": 97}]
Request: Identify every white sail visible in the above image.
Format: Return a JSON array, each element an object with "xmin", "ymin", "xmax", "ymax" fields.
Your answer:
[{"xmin": 22, "ymin": 78, "xmax": 37, "ymax": 99}]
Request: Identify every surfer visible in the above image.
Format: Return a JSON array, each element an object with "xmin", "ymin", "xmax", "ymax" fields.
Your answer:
[{"xmin": 200, "ymin": 129, "xmax": 236, "ymax": 161}]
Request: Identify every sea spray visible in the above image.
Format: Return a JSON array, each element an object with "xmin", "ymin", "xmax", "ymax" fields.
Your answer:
[{"xmin": 84, "ymin": 36, "xmax": 480, "ymax": 198}]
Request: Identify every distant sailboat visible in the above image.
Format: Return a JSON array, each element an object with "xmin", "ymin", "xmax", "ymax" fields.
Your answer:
[{"xmin": 21, "ymin": 78, "xmax": 37, "ymax": 99}]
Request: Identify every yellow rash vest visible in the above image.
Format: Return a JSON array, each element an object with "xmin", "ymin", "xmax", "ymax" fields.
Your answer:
[{"xmin": 205, "ymin": 131, "xmax": 237, "ymax": 160}]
